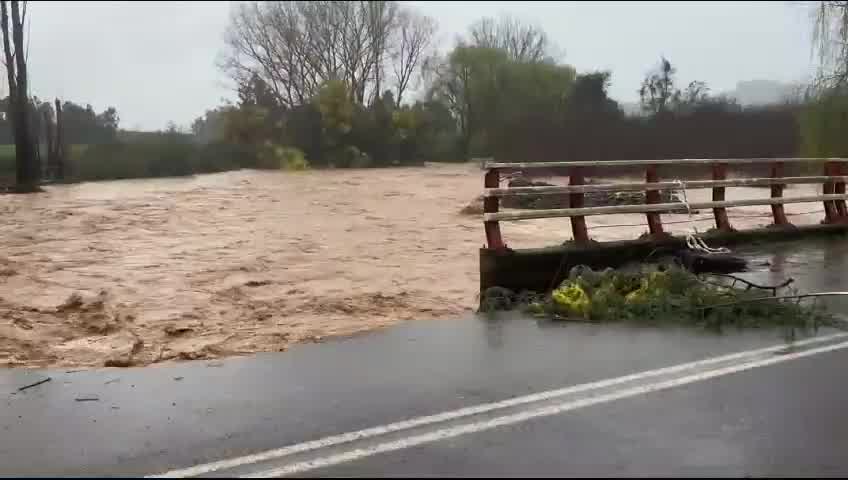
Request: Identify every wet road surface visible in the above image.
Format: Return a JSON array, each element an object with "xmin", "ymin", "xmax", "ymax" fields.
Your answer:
[{"xmin": 2, "ymin": 238, "xmax": 848, "ymax": 477}]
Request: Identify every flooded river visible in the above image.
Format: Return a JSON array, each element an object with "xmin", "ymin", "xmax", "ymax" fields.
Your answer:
[{"xmin": 0, "ymin": 163, "xmax": 839, "ymax": 368}]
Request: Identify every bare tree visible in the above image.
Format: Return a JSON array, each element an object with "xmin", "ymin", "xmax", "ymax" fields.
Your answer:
[
  {"xmin": 220, "ymin": 1, "xmax": 434, "ymax": 108},
  {"xmin": 1, "ymin": 0, "xmax": 37, "ymax": 191},
  {"xmin": 811, "ymin": 1, "xmax": 848, "ymax": 90},
  {"xmin": 364, "ymin": 0, "xmax": 398, "ymax": 103},
  {"xmin": 468, "ymin": 14, "xmax": 554, "ymax": 63},
  {"xmin": 391, "ymin": 9, "xmax": 436, "ymax": 104}
]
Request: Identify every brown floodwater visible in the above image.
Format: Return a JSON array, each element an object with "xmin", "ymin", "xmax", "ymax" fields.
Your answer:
[{"xmin": 0, "ymin": 163, "xmax": 827, "ymax": 368}]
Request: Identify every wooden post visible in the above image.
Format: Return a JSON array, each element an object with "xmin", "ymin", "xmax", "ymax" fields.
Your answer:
[
  {"xmin": 823, "ymin": 162, "xmax": 838, "ymax": 223},
  {"xmin": 712, "ymin": 162, "xmax": 732, "ymax": 231},
  {"xmin": 645, "ymin": 165, "xmax": 665, "ymax": 236},
  {"xmin": 569, "ymin": 167, "xmax": 590, "ymax": 244},
  {"xmin": 834, "ymin": 162, "xmax": 847, "ymax": 218},
  {"xmin": 770, "ymin": 162, "xmax": 789, "ymax": 226},
  {"xmin": 483, "ymin": 168, "xmax": 505, "ymax": 250}
]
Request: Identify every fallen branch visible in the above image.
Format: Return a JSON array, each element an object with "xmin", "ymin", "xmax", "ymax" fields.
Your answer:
[
  {"xmin": 697, "ymin": 291, "xmax": 848, "ymax": 311},
  {"xmin": 699, "ymin": 274, "xmax": 795, "ymax": 295}
]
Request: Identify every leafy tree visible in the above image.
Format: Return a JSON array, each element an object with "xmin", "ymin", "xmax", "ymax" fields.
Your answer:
[
  {"xmin": 221, "ymin": 105, "xmax": 269, "ymax": 146},
  {"xmin": 59, "ymin": 101, "xmax": 120, "ymax": 144},
  {"xmin": 566, "ymin": 71, "xmax": 621, "ymax": 117},
  {"xmin": 428, "ymin": 45, "xmax": 508, "ymax": 157},
  {"xmin": 315, "ymin": 79, "xmax": 354, "ymax": 151},
  {"xmin": 639, "ymin": 56, "xmax": 679, "ymax": 115},
  {"xmin": 191, "ymin": 107, "xmax": 227, "ymax": 144},
  {"xmin": 800, "ymin": 86, "xmax": 848, "ymax": 157},
  {"xmin": 238, "ymin": 73, "xmax": 280, "ymax": 111},
  {"xmin": 428, "ymin": 43, "xmax": 575, "ymax": 158}
]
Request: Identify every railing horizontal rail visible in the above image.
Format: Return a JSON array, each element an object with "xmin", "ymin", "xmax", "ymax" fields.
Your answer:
[
  {"xmin": 484, "ymin": 194, "xmax": 848, "ymax": 222},
  {"xmin": 485, "ymin": 158, "xmax": 848, "ymax": 169},
  {"xmin": 485, "ymin": 176, "xmax": 848, "ymax": 197}
]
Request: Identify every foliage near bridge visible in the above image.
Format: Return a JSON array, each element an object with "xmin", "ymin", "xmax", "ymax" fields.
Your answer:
[{"xmin": 482, "ymin": 264, "xmax": 839, "ymax": 336}]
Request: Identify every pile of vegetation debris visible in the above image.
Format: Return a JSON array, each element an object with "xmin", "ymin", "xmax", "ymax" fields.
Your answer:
[
  {"xmin": 480, "ymin": 264, "xmax": 839, "ymax": 334},
  {"xmin": 501, "ymin": 176, "xmax": 682, "ymax": 210}
]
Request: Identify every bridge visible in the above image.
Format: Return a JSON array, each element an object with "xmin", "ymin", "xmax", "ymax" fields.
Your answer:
[{"xmin": 479, "ymin": 157, "xmax": 848, "ymax": 293}]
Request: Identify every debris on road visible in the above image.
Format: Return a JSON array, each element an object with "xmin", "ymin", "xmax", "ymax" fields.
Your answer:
[
  {"xmin": 482, "ymin": 264, "xmax": 838, "ymax": 334},
  {"xmin": 17, "ymin": 377, "xmax": 51, "ymax": 392},
  {"xmin": 75, "ymin": 395, "xmax": 100, "ymax": 402}
]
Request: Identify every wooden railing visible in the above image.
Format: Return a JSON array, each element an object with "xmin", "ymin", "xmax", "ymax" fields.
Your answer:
[{"xmin": 481, "ymin": 158, "xmax": 848, "ymax": 250}]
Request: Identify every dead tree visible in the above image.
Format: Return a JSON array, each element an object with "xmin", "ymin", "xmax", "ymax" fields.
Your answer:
[
  {"xmin": 1, "ymin": 0, "xmax": 38, "ymax": 192},
  {"xmin": 42, "ymin": 105, "xmax": 56, "ymax": 180}
]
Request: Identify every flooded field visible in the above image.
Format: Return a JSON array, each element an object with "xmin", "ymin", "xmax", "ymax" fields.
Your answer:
[{"xmin": 0, "ymin": 162, "xmax": 831, "ymax": 368}]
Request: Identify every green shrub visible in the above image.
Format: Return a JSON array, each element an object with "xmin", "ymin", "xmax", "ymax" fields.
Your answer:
[
  {"xmin": 347, "ymin": 146, "xmax": 372, "ymax": 168},
  {"xmin": 278, "ymin": 146, "xmax": 309, "ymax": 171},
  {"xmin": 0, "ymin": 148, "xmax": 14, "ymax": 177},
  {"xmin": 257, "ymin": 143, "xmax": 310, "ymax": 171}
]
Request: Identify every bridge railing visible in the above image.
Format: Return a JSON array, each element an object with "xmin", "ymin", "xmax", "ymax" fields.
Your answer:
[{"xmin": 481, "ymin": 158, "xmax": 848, "ymax": 249}]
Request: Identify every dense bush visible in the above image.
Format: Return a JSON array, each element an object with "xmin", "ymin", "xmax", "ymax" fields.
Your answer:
[
  {"xmin": 800, "ymin": 89, "xmax": 848, "ymax": 158},
  {"xmin": 65, "ymin": 140, "xmax": 260, "ymax": 182},
  {"xmin": 492, "ymin": 103, "xmax": 802, "ymax": 173}
]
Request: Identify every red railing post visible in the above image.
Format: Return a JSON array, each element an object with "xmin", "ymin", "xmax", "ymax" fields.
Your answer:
[
  {"xmin": 770, "ymin": 162, "xmax": 790, "ymax": 226},
  {"xmin": 644, "ymin": 164, "xmax": 665, "ymax": 236},
  {"xmin": 712, "ymin": 162, "xmax": 733, "ymax": 231},
  {"xmin": 569, "ymin": 167, "xmax": 590, "ymax": 244},
  {"xmin": 823, "ymin": 161, "xmax": 838, "ymax": 224},
  {"xmin": 483, "ymin": 168, "xmax": 505, "ymax": 250}
]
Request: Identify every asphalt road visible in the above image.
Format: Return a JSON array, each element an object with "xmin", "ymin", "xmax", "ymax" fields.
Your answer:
[
  {"xmin": 300, "ymin": 343, "xmax": 848, "ymax": 478},
  {"xmin": 3, "ymin": 238, "xmax": 848, "ymax": 477},
  {"xmin": 2, "ymin": 314, "xmax": 848, "ymax": 478}
]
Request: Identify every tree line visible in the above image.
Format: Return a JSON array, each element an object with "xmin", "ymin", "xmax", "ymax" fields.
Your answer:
[
  {"xmin": 0, "ymin": 97, "xmax": 120, "ymax": 145},
  {"xmin": 2, "ymin": 1, "xmax": 847, "ymax": 189},
  {"xmin": 200, "ymin": 0, "xmax": 848, "ymax": 170}
]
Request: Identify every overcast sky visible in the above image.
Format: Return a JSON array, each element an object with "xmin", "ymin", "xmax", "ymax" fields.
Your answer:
[{"xmin": 25, "ymin": 1, "xmax": 816, "ymax": 131}]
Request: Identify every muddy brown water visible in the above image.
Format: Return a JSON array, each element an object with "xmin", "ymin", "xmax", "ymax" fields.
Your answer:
[{"xmin": 0, "ymin": 163, "xmax": 831, "ymax": 368}]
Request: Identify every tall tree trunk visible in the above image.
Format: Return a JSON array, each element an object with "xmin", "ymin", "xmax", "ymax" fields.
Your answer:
[
  {"xmin": 54, "ymin": 98, "xmax": 65, "ymax": 180},
  {"xmin": 43, "ymin": 108, "xmax": 55, "ymax": 179},
  {"xmin": 1, "ymin": 0, "xmax": 38, "ymax": 192}
]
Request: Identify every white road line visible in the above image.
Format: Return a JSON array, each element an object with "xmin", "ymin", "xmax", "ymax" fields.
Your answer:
[
  {"xmin": 148, "ymin": 332, "xmax": 848, "ymax": 478},
  {"xmin": 251, "ymin": 338, "xmax": 848, "ymax": 478}
]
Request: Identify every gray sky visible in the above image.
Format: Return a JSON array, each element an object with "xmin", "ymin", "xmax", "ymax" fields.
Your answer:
[{"xmin": 26, "ymin": 1, "xmax": 816, "ymax": 131}]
